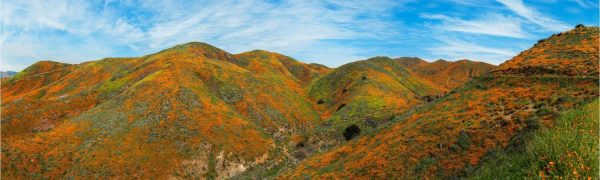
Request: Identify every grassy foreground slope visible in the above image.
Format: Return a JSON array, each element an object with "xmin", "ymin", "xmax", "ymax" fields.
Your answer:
[
  {"xmin": 471, "ymin": 98, "xmax": 598, "ymax": 179},
  {"xmin": 280, "ymin": 26, "xmax": 599, "ymax": 178}
]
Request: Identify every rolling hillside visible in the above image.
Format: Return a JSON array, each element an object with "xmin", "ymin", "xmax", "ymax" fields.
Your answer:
[
  {"xmin": 1, "ymin": 40, "xmax": 489, "ymax": 179},
  {"xmin": 294, "ymin": 57, "xmax": 443, "ymax": 157},
  {"xmin": 280, "ymin": 26, "xmax": 599, "ymax": 179},
  {"xmin": 1, "ymin": 42, "xmax": 331, "ymax": 179}
]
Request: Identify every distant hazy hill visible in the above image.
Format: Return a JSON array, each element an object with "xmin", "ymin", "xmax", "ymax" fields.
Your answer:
[
  {"xmin": 0, "ymin": 71, "xmax": 18, "ymax": 78},
  {"xmin": 396, "ymin": 57, "xmax": 495, "ymax": 91}
]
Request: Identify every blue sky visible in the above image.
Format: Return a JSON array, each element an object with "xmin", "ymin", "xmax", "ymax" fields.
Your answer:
[{"xmin": 1, "ymin": 0, "xmax": 598, "ymax": 71}]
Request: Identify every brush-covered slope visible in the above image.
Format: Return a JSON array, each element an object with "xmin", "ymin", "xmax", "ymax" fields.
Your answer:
[
  {"xmin": 233, "ymin": 50, "xmax": 330, "ymax": 84},
  {"xmin": 280, "ymin": 57, "xmax": 442, "ymax": 161},
  {"xmin": 281, "ymin": 27, "xmax": 599, "ymax": 179},
  {"xmin": 2, "ymin": 58, "xmax": 140, "ymax": 137},
  {"xmin": 1, "ymin": 42, "xmax": 330, "ymax": 179},
  {"xmin": 308, "ymin": 57, "xmax": 441, "ymax": 121},
  {"xmin": 234, "ymin": 56, "xmax": 446, "ymax": 178},
  {"xmin": 494, "ymin": 26, "xmax": 599, "ymax": 76},
  {"xmin": 2, "ymin": 61, "xmax": 74, "ymax": 100},
  {"xmin": 396, "ymin": 57, "xmax": 495, "ymax": 90}
]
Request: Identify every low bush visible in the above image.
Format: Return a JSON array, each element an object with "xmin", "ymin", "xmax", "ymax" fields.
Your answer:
[{"xmin": 343, "ymin": 124, "xmax": 360, "ymax": 141}]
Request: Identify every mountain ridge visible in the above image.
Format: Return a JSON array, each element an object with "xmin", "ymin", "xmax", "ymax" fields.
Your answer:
[{"xmin": 1, "ymin": 42, "xmax": 489, "ymax": 179}]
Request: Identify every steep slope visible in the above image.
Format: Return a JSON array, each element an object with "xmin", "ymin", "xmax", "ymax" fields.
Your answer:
[
  {"xmin": 288, "ymin": 57, "xmax": 442, "ymax": 159},
  {"xmin": 396, "ymin": 57, "xmax": 496, "ymax": 90},
  {"xmin": 281, "ymin": 26, "xmax": 599, "ymax": 178},
  {"xmin": 233, "ymin": 56, "xmax": 445, "ymax": 178},
  {"xmin": 1, "ymin": 58, "xmax": 140, "ymax": 138},
  {"xmin": 494, "ymin": 26, "xmax": 599, "ymax": 76},
  {"xmin": 1, "ymin": 42, "xmax": 330, "ymax": 179},
  {"xmin": 233, "ymin": 50, "xmax": 329, "ymax": 84},
  {"xmin": 308, "ymin": 57, "xmax": 441, "ymax": 120}
]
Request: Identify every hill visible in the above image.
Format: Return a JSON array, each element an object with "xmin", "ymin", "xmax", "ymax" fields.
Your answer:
[
  {"xmin": 1, "ymin": 42, "xmax": 452, "ymax": 179},
  {"xmin": 1, "ymin": 42, "xmax": 332, "ymax": 179},
  {"xmin": 295, "ymin": 57, "xmax": 442, "ymax": 154},
  {"xmin": 280, "ymin": 26, "xmax": 599, "ymax": 179},
  {"xmin": 396, "ymin": 58, "xmax": 496, "ymax": 91}
]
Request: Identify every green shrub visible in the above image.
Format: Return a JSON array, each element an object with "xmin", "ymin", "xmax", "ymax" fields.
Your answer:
[
  {"xmin": 457, "ymin": 130, "xmax": 471, "ymax": 149},
  {"xmin": 343, "ymin": 124, "xmax": 360, "ymax": 141},
  {"xmin": 535, "ymin": 107, "xmax": 553, "ymax": 117}
]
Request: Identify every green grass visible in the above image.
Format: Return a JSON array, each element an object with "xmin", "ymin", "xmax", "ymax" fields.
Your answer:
[
  {"xmin": 470, "ymin": 98, "xmax": 599, "ymax": 179},
  {"xmin": 98, "ymin": 78, "xmax": 130, "ymax": 94}
]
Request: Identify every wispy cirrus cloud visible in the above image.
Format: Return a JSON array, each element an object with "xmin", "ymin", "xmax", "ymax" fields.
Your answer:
[
  {"xmin": 569, "ymin": 0, "xmax": 599, "ymax": 8},
  {"xmin": 496, "ymin": 0, "xmax": 570, "ymax": 31},
  {"xmin": 421, "ymin": 13, "xmax": 530, "ymax": 38},
  {"xmin": 427, "ymin": 38, "xmax": 517, "ymax": 64},
  {"xmin": 1, "ymin": 0, "xmax": 409, "ymax": 70},
  {"xmin": 0, "ymin": 0, "xmax": 596, "ymax": 71},
  {"xmin": 421, "ymin": 0, "xmax": 581, "ymax": 64}
]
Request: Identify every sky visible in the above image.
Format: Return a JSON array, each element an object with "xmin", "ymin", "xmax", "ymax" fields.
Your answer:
[{"xmin": 1, "ymin": 0, "xmax": 598, "ymax": 71}]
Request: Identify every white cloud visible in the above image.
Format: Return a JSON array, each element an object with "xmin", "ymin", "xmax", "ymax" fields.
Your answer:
[
  {"xmin": 427, "ymin": 38, "xmax": 517, "ymax": 65},
  {"xmin": 1, "ymin": 0, "xmax": 409, "ymax": 70},
  {"xmin": 496, "ymin": 0, "xmax": 570, "ymax": 31},
  {"xmin": 569, "ymin": 0, "xmax": 599, "ymax": 8},
  {"xmin": 142, "ymin": 0, "xmax": 403, "ymax": 53},
  {"xmin": 0, "ymin": 32, "xmax": 114, "ymax": 71},
  {"xmin": 421, "ymin": 13, "xmax": 530, "ymax": 38},
  {"xmin": 0, "ymin": 0, "xmax": 592, "ymax": 70}
]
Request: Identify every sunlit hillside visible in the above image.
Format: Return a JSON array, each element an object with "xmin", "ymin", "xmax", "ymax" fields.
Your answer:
[
  {"xmin": 1, "ymin": 38, "xmax": 498, "ymax": 178},
  {"xmin": 280, "ymin": 26, "xmax": 599, "ymax": 179}
]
